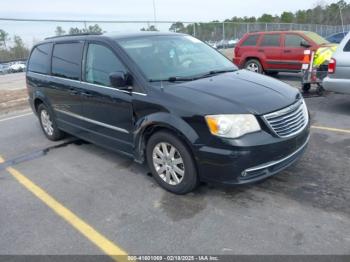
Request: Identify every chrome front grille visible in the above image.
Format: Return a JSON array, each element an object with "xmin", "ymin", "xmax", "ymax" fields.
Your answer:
[{"xmin": 263, "ymin": 99, "xmax": 309, "ymax": 138}]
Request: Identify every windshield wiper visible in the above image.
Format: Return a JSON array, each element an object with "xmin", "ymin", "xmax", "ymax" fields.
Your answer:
[
  {"xmin": 149, "ymin": 69, "xmax": 236, "ymax": 83},
  {"xmin": 168, "ymin": 76, "xmax": 196, "ymax": 82},
  {"xmin": 196, "ymin": 69, "xmax": 237, "ymax": 79},
  {"xmin": 149, "ymin": 76, "xmax": 195, "ymax": 82}
]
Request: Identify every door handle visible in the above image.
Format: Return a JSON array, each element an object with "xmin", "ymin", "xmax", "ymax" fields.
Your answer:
[
  {"xmin": 258, "ymin": 49, "xmax": 264, "ymax": 52},
  {"xmin": 284, "ymin": 50, "xmax": 292, "ymax": 53}
]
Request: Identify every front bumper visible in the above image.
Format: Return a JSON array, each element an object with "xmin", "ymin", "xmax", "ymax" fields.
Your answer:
[
  {"xmin": 239, "ymin": 135, "xmax": 309, "ymax": 183},
  {"xmin": 195, "ymin": 126, "xmax": 310, "ymax": 185}
]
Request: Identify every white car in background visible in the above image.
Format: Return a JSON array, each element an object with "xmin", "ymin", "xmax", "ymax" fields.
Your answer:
[
  {"xmin": 228, "ymin": 38, "xmax": 239, "ymax": 47},
  {"xmin": 9, "ymin": 62, "xmax": 26, "ymax": 73}
]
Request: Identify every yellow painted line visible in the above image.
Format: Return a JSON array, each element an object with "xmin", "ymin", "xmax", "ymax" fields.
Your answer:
[
  {"xmin": 311, "ymin": 125, "xmax": 350, "ymax": 134},
  {"xmin": 0, "ymin": 155, "xmax": 130, "ymax": 262}
]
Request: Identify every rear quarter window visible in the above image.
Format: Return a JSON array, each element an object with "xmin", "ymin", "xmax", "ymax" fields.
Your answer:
[
  {"xmin": 344, "ymin": 40, "xmax": 350, "ymax": 52},
  {"xmin": 52, "ymin": 42, "xmax": 83, "ymax": 80},
  {"xmin": 28, "ymin": 43, "xmax": 52, "ymax": 74},
  {"xmin": 285, "ymin": 34, "xmax": 305, "ymax": 48},
  {"xmin": 241, "ymin": 35, "xmax": 259, "ymax": 46}
]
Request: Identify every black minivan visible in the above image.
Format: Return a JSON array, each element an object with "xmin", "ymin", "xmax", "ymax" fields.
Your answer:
[{"xmin": 26, "ymin": 32, "xmax": 310, "ymax": 194}]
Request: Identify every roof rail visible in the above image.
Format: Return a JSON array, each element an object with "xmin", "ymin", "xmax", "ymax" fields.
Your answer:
[{"xmin": 44, "ymin": 32, "xmax": 102, "ymax": 40}]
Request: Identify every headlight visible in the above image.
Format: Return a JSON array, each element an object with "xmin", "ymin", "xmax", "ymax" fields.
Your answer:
[{"xmin": 205, "ymin": 114, "xmax": 261, "ymax": 138}]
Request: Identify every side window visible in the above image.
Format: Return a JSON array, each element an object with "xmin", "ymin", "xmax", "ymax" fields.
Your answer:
[
  {"xmin": 344, "ymin": 40, "xmax": 350, "ymax": 52},
  {"xmin": 85, "ymin": 44, "xmax": 126, "ymax": 87},
  {"xmin": 285, "ymin": 35, "xmax": 306, "ymax": 48},
  {"xmin": 260, "ymin": 34, "xmax": 280, "ymax": 47},
  {"xmin": 241, "ymin": 35, "xmax": 259, "ymax": 46},
  {"xmin": 52, "ymin": 42, "xmax": 83, "ymax": 80},
  {"xmin": 28, "ymin": 43, "xmax": 52, "ymax": 74}
]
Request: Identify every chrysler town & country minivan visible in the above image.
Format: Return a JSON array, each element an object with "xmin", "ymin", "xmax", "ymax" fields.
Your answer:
[{"xmin": 26, "ymin": 32, "xmax": 310, "ymax": 194}]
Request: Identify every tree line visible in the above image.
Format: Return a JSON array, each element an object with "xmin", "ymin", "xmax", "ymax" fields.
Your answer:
[
  {"xmin": 0, "ymin": 24, "xmax": 104, "ymax": 62},
  {"xmin": 1, "ymin": 0, "xmax": 349, "ymax": 61},
  {"xmin": 161, "ymin": 0, "xmax": 350, "ymax": 41},
  {"xmin": 54, "ymin": 24, "xmax": 104, "ymax": 36},
  {"xmin": 0, "ymin": 29, "xmax": 29, "ymax": 62},
  {"xmin": 227, "ymin": 0, "xmax": 350, "ymax": 25}
]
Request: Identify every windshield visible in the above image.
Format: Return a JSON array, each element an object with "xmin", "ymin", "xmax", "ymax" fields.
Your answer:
[
  {"xmin": 304, "ymin": 32, "xmax": 330, "ymax": 45},
  {"xmin": 117, "ymin": 35, "xmax": 237, "ymax": 81}
]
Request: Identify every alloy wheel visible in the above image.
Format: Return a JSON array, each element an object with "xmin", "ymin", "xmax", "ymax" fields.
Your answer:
[
  {"xmin": 152, "ymin": 142, "xmax": 185, "ymax": 186},
  {"xmin": 246, "ymin": 62, "xmax": 259, "ymax": 73},
  {"xmin": 40, "ymin": 109, "xmax": 54, "ymax": 136}
]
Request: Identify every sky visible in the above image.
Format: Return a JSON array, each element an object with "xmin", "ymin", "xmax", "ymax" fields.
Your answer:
[
  {"xmin": 0, "ymin": 0, "xmax": 344, "ymax": 46},
  {"xmin": 0, "ymin": 0, "xmax": 343, "ymax": 22}
]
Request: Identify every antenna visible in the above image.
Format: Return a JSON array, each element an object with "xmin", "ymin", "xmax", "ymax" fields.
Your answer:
[{"xmin": 153, "ymin": 0, "xmax": 157, "ymax": 29}]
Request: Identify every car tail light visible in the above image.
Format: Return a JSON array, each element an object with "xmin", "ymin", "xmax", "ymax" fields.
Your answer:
[{"xmin": 328, "ymin": 58, "xmax": 336, "ymax": 74}]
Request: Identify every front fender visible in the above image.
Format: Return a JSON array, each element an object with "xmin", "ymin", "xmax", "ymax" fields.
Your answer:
[{"xmin": 133, "ymin": 112, "xmax": 200, "ymax": 162}]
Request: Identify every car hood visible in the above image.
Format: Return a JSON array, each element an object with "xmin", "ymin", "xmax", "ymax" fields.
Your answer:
[{"xmin": 160, "ymin": 70, "xmax": 301, "ymax": 115}]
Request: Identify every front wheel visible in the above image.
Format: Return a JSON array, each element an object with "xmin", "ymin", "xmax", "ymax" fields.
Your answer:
[
  {"xmin": 302, "ymin": 83, "xmax": 311, "ymax": 93},
  {"xmin": 146, "ymin": 131, "xmax": 198, "ymax": 194},
  {"xmin": 244, "ymin": 59, "xmax": 263, "ymax": 74},
  {"xmin": 38, "ymin": 104, "xmax": 64, "ymax": 141}
]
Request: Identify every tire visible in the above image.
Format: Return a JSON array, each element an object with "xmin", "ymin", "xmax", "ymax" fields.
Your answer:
[
  {"xmin": 302, "ymin": 83, "xmax": 311, "ymax": 93},
  {"xmin": 37, "ymin": 103, "xmax": 64, "ymax": 141},
  {"xmin": 146, "ymin": 131, "xmax": 199, "ymax": 194},
  {"xmin": 266, "ymin": 71, "xmax": 279, "ymax": 77},
  {"xmin": 244, "ymin": 59, "xmax": 263, "ymax": 74},
  {"xmin": 316, "ymin": 84, "xmax": 324, "ymax": 95}
]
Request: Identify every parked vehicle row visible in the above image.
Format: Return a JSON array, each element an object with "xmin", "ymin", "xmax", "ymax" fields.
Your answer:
[
  {"xmin": 207, "ymin": 39, "xmax": 239, "ymax": 49},
  {"xmin": 9, "ymin": 62, "xmax": 26, "ymax": 73},
  {"xmin": 26, "ymin": 32, "xmax": 309, "ymax": 194},
  {"xmin": 0, "ymin": 61, "xmax": 27, "ymax": 74}
]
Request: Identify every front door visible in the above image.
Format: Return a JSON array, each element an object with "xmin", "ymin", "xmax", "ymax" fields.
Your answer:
[
  {"xmin": 258, "ymin": 33, "xmax": 283, "ymax": 71},
  {"xmin": 78, "ymin": 42, "xmax": 134, "ymax": 155},
  {"xmin": 280, "ymin": 33, "xmax": 309, "ymax": 71}
]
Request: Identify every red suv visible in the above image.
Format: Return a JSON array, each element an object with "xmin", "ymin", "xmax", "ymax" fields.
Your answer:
[{"xmin": 233, "ymin": 31, "xmax": 329, "ymax": 74}]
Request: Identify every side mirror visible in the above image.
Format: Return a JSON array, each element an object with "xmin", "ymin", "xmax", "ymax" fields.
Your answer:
[
  {"xmin": 300, "ymin": 41, "xmax": 311, "ymax": 48},
  {"xmin": 109, "ymin": 72, "xmax": 132, "ymax": 90}
]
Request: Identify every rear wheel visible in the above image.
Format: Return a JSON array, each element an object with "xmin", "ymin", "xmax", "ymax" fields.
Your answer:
[
  {"xmin": 244, "ymin": 59, "xmax": 263, "ymax": 74},
  {"xmin": 38, "ymin": 104, "xmax": 64, "ymax": 141},
  {"xmin": 146, "ymin": 131, "xmax": 198, "ymax": 194},
  {"xmin": 302, "ymin": 83, "xmax": 311, "ymax": 93}
]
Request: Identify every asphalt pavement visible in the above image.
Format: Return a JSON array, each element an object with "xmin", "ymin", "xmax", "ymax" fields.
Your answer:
[{"xmin": 0, "ymin": 72, "xmax": 26, "ymax": 91}]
